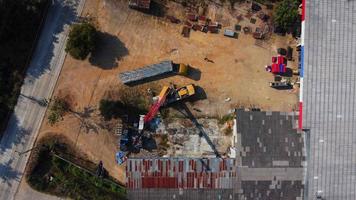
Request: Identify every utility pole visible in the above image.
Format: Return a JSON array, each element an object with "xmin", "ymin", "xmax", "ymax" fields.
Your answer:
[{"xmin": 15, "ymin": 146, "xmax": 40, "ymax": 156}]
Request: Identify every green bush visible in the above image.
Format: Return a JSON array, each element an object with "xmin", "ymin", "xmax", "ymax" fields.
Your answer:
[
  {"xmin": 218, "ymin": 114, "xmax": 234, "ymax": 124},
  {"xmin": 65, "ymin": 22, "xmax": 97, "ymax": 60},
  {"xmin": 27, "ymin": 141, "xmax": 126, "ymax": 200},
  {"xmin": 48, "ymin": 97, "xmax": 69, "ymax": 125},
  {"xmin": 274, "ymin": 0, "xmax": 301, "ymax": 32}
]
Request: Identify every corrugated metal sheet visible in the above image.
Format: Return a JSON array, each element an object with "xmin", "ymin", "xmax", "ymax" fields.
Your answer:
[
  {"xmin": 126, "ymin": 158, "xmax": 237, "ymax": 189},
  {"xmin": 119, "ymin": 60, "xmax": 173, "ymax": 84}
]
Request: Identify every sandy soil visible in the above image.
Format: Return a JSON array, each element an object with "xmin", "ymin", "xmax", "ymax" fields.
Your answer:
[{"xmin": 36, "ymin": 0, "xmax": 299, "ymax": 184}]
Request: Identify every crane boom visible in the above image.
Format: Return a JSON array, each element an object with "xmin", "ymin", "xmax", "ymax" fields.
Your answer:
[{"xmin": 143, "ymin": 86, "xmax": 169, "ymax": 123}]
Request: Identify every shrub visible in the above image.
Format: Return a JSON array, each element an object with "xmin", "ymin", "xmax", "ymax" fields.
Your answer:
[
  {"xmin": 273, "ymin": 0, "xmax": 301, "ymax": 32},
  {"xmin": 47, "ymin": 97, "xmax": 69, "ymax": 125},
  {"xmin": 218, "ymin": 114, "xmax": 234, "ymax": 125},
  {"xmin": 27, "ymin": 139, "xmax": 127, "ymax": 200},
  {"xmin": 65, "ymin": 22, "xmax": 97, "ymax": 60}
]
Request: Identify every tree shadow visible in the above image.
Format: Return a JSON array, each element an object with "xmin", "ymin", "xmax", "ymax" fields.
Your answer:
[
  {"xmin": 0, "ymin": 159, "xmax": 21, "ymax": 187},
  {"xmin": 19, "ymin": 94, "xmax": 47, "ymax": 107},
  {"xmin": 0, "ymin": 113, "xmax": 36, "ymax": 191},
  {"xmin": 89, "ymin": 32, "xmax": 129, "ymax": 69},
  {"xmin": 0, "ymin": 115, "xmax": 32, "ymax": 152},
  {"xmin": 133, "ymin": 1, "xmax": 166, "ymax": 17},
  {"xmin": 27, "ymin": 0, "xmax": 80, "ymax": 78}
]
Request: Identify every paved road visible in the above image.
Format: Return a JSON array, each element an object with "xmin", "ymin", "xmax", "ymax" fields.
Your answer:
[
  {"xmin": 304, "ymin": 0, "xmax": 356, "ymax": 199},
  {"xmin": 0, "ymin": 0, "xmax": 85, "ymax": 199}
]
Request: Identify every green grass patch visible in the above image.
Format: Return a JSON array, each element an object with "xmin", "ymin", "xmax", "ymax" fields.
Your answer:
[
  {"xmin": 27, "ymin": 138, "xmax": 126, "ymax": 200},
  {"xmin": 218, "ymin": 114, "xmax": 234, "ymax": 125}
]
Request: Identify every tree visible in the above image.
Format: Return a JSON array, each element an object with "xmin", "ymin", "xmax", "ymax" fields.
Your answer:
[
  {"xmin": 0, "ymin": 0, "xmax": 49, "ymax": 131},
  {"xmin": 273, "ymin": 0, "xmax": 301, "ymax": 32},
  {"xmin": 65, "ymin": 22, "xmax": 97, "ymax": 60},
  {"xmin": 47, "ymin": 97, "xmax": 69, "ymax": 125}
]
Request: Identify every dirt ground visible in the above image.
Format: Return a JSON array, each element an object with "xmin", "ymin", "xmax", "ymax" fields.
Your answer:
[{"xmin": 35, "ymin": 0, "xmax": 299, "ymax": 184}]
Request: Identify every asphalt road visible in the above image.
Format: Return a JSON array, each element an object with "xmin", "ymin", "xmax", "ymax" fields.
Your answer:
[{"xmin": 0, "ymin": 0, "xmax": 85, "ymax": 199}]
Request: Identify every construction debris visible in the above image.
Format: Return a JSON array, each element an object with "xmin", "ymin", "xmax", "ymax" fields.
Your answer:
[{"xmin": 166, "ymin": 15, "xmax": 181, "ymax": 24}]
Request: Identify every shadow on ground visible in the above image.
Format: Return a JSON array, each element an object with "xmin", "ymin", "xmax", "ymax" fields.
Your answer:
[
  {"xmin": 28, "ymin": 0, "xmax": 79, "ymax": 78},
  {"xmin": 0, "ymin": 115, "xmax": 31, "ymax": 152},
  {"xmin": 89, "ymin": 32, "xmax": 129, "ymax": 69},
  {"xmin": 186, "ymin": 67, "xmax": 201, "ymax": 81},
  {"xmin": 125, "ymin": 73, "xmax": 176, "ymax": 86},
  {"xmin": 272, "ymin": 85, "xmax": 293, "ymax": 90},
  {"xmin": 19, "ymin": 94, "xmax": 48, "ymax": 107},
  {"xmin": 133, "ymin": 1, "xmax": 166, "ymax": 17},
  {"xmin": 0, "ymin": 159, "xmax": 21, "ymax": 187},
  {"xmin": 173, "ymin": 103, "xmax": 221, "ymax": 158},
  {"xmin": 142, "ymin": 136, "xmax": 157, "ymax": 151},
  {"xmin": 190, "ymin": 85, "xmax": 207, "ymax": 101},
  {"xmin": 123, "ymin": 67, "xmax": 202, "ymax": 86}
]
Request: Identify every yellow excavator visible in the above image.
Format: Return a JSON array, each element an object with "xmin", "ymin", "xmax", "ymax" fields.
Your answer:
[
  {"xmin": 118, "ymin": 84, "xmax": 196, "ymax": 165},
  {"xmin": 144, "ymin": 84, "xmax": 195, "ymax": 123}
]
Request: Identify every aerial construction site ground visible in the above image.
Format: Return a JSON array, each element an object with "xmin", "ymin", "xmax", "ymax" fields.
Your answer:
[{"xmin": 34, "ymin": 0, "xmax": 299, "ymax": 184}]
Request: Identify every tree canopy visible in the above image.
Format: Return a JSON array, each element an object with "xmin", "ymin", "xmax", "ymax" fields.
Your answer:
[
  {"xmin": 0, "ymin": 0, "xmax": 49, "ymax": 132},
  {"xmin": 47, "ymin": 97, "xmax": 69, "ymax": 125},
  {"xmin": 65, "ymin": 22, "xmax": 97, "ymax": 60},
  {"xmin": 274, "ymin": 0, "xmax": 301, "ymax": 32}
]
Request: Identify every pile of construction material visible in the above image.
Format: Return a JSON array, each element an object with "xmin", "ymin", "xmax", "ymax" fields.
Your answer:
[{"xmin": 181, "ymin": 14, "xmax": 222, "ymax": 37}]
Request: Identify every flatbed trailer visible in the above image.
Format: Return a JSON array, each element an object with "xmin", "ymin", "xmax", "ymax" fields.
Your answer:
[{"xmin": 119, "ymin": 60, "xmax": 188, "ymax": 84}]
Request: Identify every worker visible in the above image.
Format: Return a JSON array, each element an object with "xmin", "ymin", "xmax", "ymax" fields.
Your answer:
[{"xmin": 204, "ymin": 57, "xmax": 214, "ymax": 63}]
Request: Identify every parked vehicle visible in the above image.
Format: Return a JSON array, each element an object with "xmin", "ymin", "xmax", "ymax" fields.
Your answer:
[
  {"xmin": 269, "ymin": 81, "xmax": 292, "ymax": 89},
  {"xmin": 224, "ymin": 29, "xmax": 238, "ymax": 38}
]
